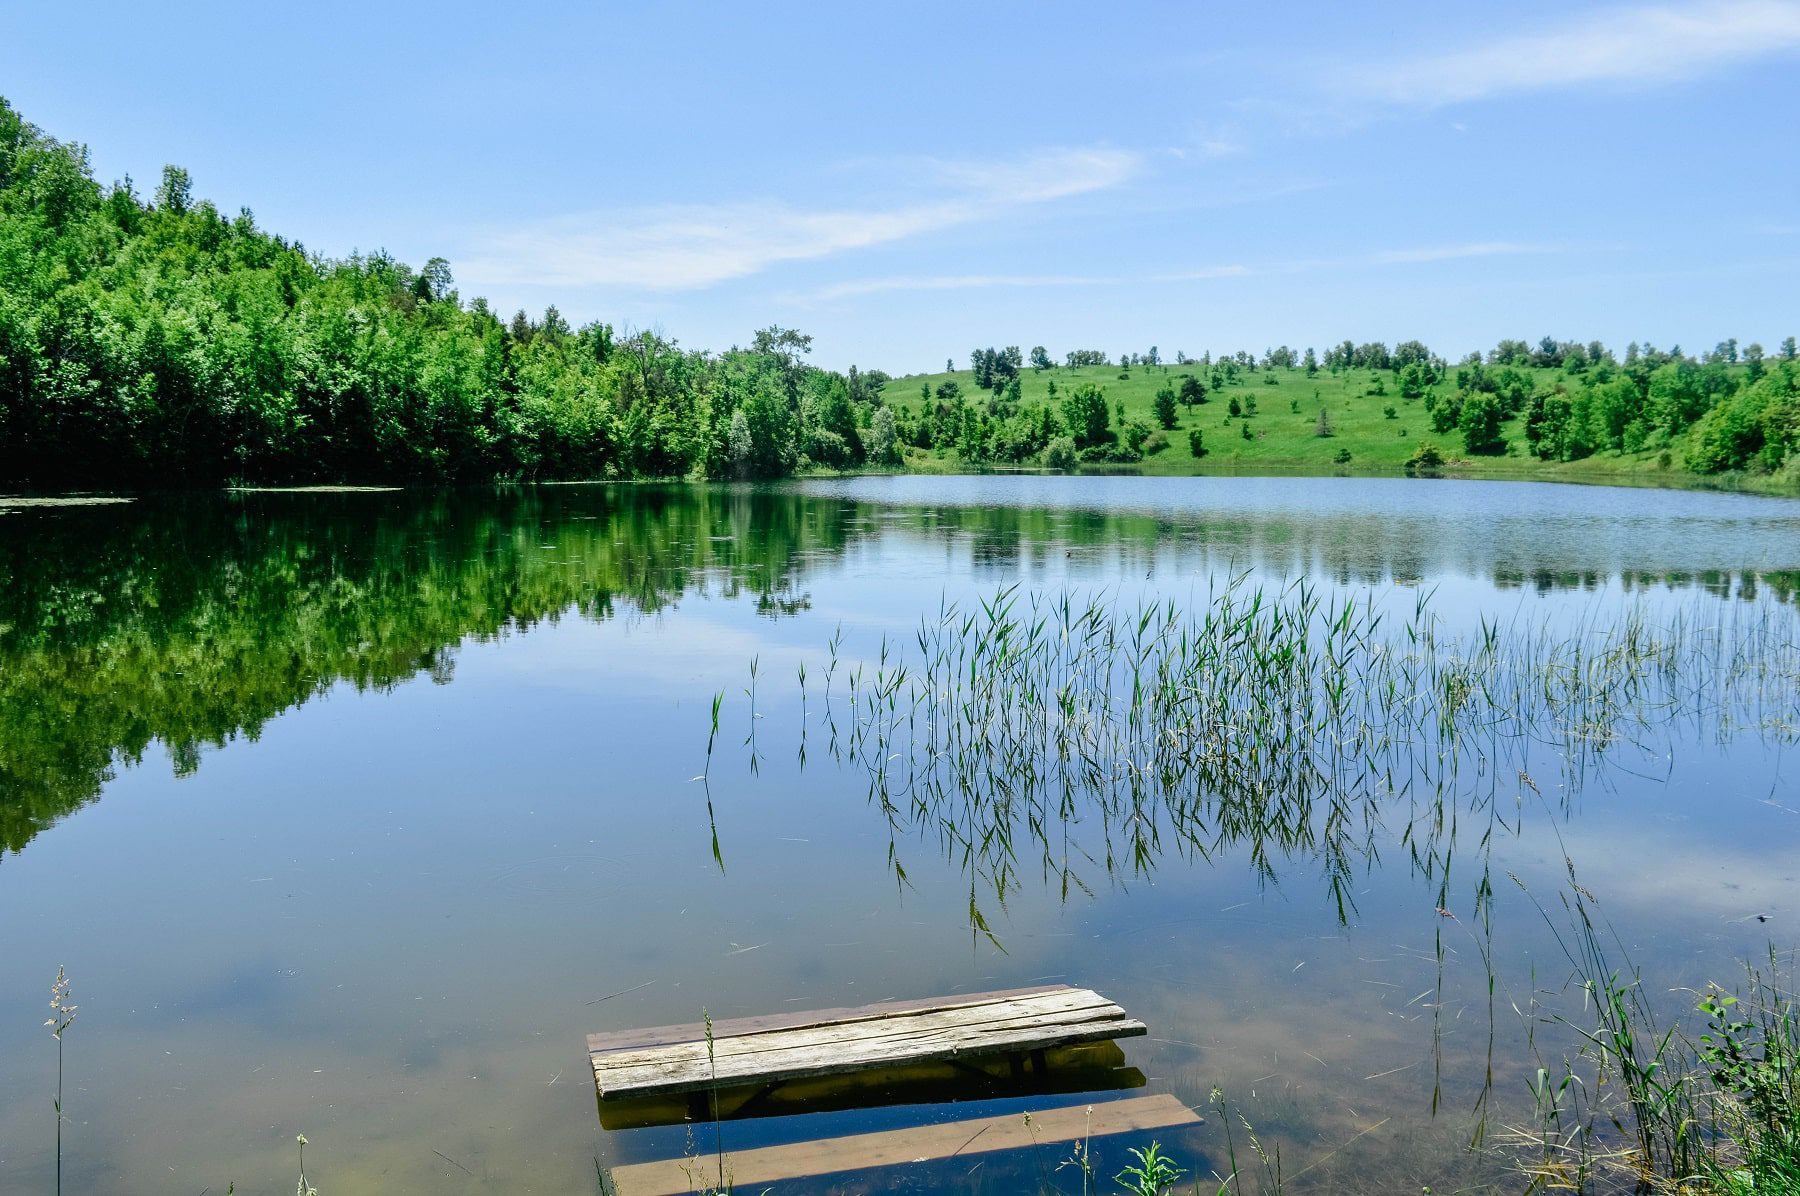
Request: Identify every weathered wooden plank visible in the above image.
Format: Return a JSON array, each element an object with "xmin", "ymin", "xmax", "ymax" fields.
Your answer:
[
  {"xmin": 593, "ymin": 988, "xmax": 1144, "ymax": 1100},
  {"xmin": 603, "ymin": 989, "xmax": 1122, "ymax": 1073},
  {"xmin": 607, "ymin": 1093, "xmax": 1201, "ymax": 1196},
  {"xmin": 588, "ymin": 984, "xmax": 1069, "ymax": 1057},
  {"xmin": 597, "ymin": 1014, "xmax": 1140, "ymax": 1099},
  {"xmin": 595, "ymin": 1041, "xmax": 1143, "ymax": 1131},
  {"xmin": 593, "ymin": 998, "xmax": 1142, "ymax": 1100},
  {"xmin": 599, "ymin": 1004, "xmax": 1134, "ymax": 1091}
]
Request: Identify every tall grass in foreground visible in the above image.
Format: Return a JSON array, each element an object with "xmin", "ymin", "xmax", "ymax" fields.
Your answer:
[{"xmin": 1513, "ymin": 867, "xmax": 1799, "ymax": 1194}]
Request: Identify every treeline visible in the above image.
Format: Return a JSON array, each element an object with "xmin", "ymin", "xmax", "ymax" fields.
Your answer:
[
  {"xmin": 903, "ymin": 334, "xmax": 1800, "ymax": 478},
  {"xmin": 1422, "ymin": 339, "xmax": 1800, "ymax": 470},
  {"xmin": 6, "ymin": 97, "xmax": 1796, "ymax": 488},
  {"xmin": 0, "ymin": 98, "xmax": 899, "ymax": 489}
]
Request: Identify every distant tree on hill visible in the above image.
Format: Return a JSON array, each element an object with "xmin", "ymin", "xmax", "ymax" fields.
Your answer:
[
  {"xmin": 971, "ymin": 348, "xmax": 993, "ymax": 388},
  {"xmin": 1030, "ymin": 345, "xmax": 1052, "ymax": 370},
  {"xmin": 1153, "ymin": 386, "xmax": 1178, "ymax": 429},
  {"xmin": 1179, "ymin": 376, "xmax": 1208, "ymax": 406},
  {"xmin": 1393, "ymin": 340, "xmax": 1432, "ymax": 368},
  {"xmin": 1459, "ymin": 393, "xmax": 1507, "ymax": 455},
  {"xmin": 1061, "ymin": 383, "xmax": 1110, "ymax": 447},
  {"xmin": 1491, "ymin": 339, "xmax": 1531, "ymax": 366}
]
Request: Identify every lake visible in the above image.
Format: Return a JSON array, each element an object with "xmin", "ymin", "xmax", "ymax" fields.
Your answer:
[{"xmin": 3, "ymin": 475, "xmax": 1798, "ymax": 1194}]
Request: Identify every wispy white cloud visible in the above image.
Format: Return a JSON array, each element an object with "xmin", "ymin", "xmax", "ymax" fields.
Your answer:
[
  {"xmin": 1366, "ymin": 241, "xmax": 1562, "ymax": 265},
  {"xmin": 806, "ymin": 274, "xmax": 1117, "ymax": 302},
  {"xmin": 1151, "ymin": 264, "xmax": 1257, "ymax": 282},
  {"xmin": 795, "ymin": 264, "xmax": 1252, "ymax": 304},
  {"xmin": 792, "ymin": 245, "xmax": 1561, "ymax": 305},
  {"xmin": 1348, "ymin": 0, "xmax": 1800, "ymax": 106},
  {"xmin": 1163, "ymin": 119, "xmax": 1250, "ymax": 162},
  {"xmin": 456, "ymin": 148, "xmax": 1139, "ymax": 293}
]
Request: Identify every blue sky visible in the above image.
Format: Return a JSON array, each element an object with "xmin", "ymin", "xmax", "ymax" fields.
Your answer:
[{"xmin": 4, "ymin": 1, "xmax": 1798, "ymax": 371}]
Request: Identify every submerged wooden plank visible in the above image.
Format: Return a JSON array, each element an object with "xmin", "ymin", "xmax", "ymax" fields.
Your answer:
[
  {"xmin": 595, "ymin": 1041, "xmax": 1143, "ymax": 1131},
  {"xmin": 607, "ymin": 1093, "xmax": 1201, "ymax": 1196},
  {"xmin": 587, "ymin": 984, "xmax": 1068, "ymax": 1057},
  {"xmin": 592, "ymin": 987, "xmax": 1144, "ymax": 1100}
]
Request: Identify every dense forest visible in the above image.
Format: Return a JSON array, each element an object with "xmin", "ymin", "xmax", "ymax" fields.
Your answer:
[
  {"xmin": 0, "ymin": 98, "xmax": 895, "ymax": 488},
  {"xmin": 2, "ymin": 96, "xmax": 1796, "ymax": 490}
]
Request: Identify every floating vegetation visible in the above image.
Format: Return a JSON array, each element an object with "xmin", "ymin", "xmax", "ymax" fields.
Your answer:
[{"xmin": 726, "ymin": 580, "xmax": 1800, "ymax": 929}]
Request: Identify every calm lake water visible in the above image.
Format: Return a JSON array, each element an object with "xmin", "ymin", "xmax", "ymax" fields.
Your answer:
[{"xmin": 3, "ymin": 476, "xmax": 1798, "ymax": 1194}]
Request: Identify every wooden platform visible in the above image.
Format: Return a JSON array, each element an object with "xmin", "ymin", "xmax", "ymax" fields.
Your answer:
[
  {"xmin": 589, "ymin": 984, "xmax": 1146, "ymax": 1102},
  {"xmin": 607, "ymin": 1093, "xmax": 1201, "ymax": 1196}
]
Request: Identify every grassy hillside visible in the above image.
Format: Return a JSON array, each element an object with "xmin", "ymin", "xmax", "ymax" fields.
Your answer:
[{"xmin": 887, "ymin": 362, "xmax": 1697, "ymax": 483}]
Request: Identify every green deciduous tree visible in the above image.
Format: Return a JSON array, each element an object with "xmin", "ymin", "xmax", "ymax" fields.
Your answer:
[
  {"xmin": 1153, "ymin": 386, "xmax": 1178, "ymax": 429},
  {"xmin": 1458, "ymin": 392, "xmax": 1507, "ymax": 455},
  {"xmin": 1061, "ymin": 382, "xmax": 1110, "ymax": 447}
]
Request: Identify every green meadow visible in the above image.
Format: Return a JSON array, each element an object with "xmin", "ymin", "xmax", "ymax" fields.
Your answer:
[{"xmin": 888, "ymin": 361, "xmax": 1689, "ymax": 483}]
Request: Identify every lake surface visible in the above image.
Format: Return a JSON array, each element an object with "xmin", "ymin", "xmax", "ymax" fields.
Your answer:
[{"xmin": 2, "ymin": 476, "xmax": 1798, "ymax": 1194}]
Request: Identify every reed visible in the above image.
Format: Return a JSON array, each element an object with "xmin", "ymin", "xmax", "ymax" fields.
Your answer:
[
  {"xmin": 294, "ymin": 1133, "xmax": 317, "ymax": 1196},
  {"xmin": 730, "ymin": 581, "xmax": 1800, "ymax": 934},
  {"xmin": 46, "ymin": 965, "xmax": 75, "ymax": 1196},
  {"xmin": 1512, "ymin": 867, "xmax": 1800, "ymax": 1194}
]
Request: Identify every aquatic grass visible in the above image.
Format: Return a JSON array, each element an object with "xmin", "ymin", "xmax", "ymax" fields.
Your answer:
[
  {"xmin": 1209, "ymin": 1087, "xmax": 1280, "ymax": 1196},
  {"xmin": 1507, "ymin": 867, "xmax": 1800, "ymax": 1195},
  {"xmin": 46, "ymin": 965, "xmax": 75, "ymax": 1196},
  {"xmin": 1056, "ymin": 1106, "xmax": 1096, "ymax": 1196},
  {"xmin": 1694, "ymin": 953, "xmax": 1799, "ymax": 1196},
  {"xmin": 743, "ymin": 658, "xmax": 760, "ymax": 776},
  {"xmin": 730, "ymin": 581, "xmax": 1800, "ymax": 934},
  {"xmin": 703, "ymin": 1008, "xmax": 727, "ymax": 1193},
  {"xmin": 705, "ymin": 689, "xmax": 723, "ymax": 775},
  {"xmin": 1114, "ymin": 1140, "xmax": 1185, "ymax": 1195},
  {"xmin": 294, "ymin": 1133, "xmax": 317, "ymax": 1196},
  {"xmin": 666, "ymin": 1010, "xmax": 743, "ymax": 1196}
]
